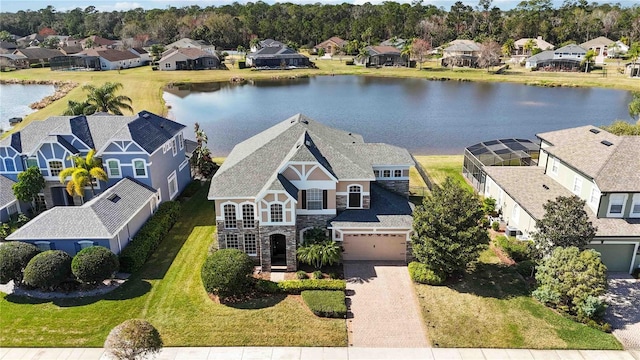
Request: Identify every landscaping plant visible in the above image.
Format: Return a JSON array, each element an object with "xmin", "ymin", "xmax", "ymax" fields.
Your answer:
[
  {"xmin": 301, "ymin": 290, "xmax": 347, "ymax": 318},
  {"xmin": 12, "ymin": 166, "xmax": 45, "ymax": 214},
  {"xmin": 22, "ymin": 250, "xmax": 72, "ymax": 291},
  {"xmin": 277, "ymin": 279, "xmax": 346, "ymax": 294},
  {"xmin": 297, "ymin": 241, "xmax": 341, "ymax": 270},
  {"xmin": 0, "ymin": 241, "xmax": 39, "ymax": 284},
  {"xmin": 104, "ymin": 319, "xmax": 163, "ymax": 360},
  {"xmin": 71, "ymin": 246, "xmax": 119, "ymax": 284},
  {"xmin": 201, "ymin": 249, "xmax": 254, "ymax": 300},
  {"xmin": 494, "ymin": 235, "xmax": 532, "ymax": 262},
  {"xmin": 408, "ymin": 261, "xmax": 445, "ymax": 285}
]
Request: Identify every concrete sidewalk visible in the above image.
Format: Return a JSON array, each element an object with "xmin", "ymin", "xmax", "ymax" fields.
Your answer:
[{"xmin": 1, "ymin": 347, "xmax": 639, "ymax": 360}]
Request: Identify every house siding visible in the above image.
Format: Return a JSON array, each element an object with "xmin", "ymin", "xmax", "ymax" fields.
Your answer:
[
  {"xmin": 148, "ymin": 133, "xmax": 191, "ymax": 201},
  {"xmin": 18, "ymin": 238, "xmax": 113, "ymax": 256}
]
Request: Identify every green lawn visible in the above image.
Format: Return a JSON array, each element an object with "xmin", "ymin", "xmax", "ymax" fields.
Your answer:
[
  {"xmin": 0, "ymin": 182, "xmax": 346, "ymax": 347},
  {"xmin": 413, "ymin": 155, "xmax": 473, "ymax": 192},
  {"xmin": 414, "ymin": 250, "xmax": 622, "ymax": 349}
]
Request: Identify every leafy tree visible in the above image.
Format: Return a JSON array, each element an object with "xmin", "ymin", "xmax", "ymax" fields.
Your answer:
[
  {"xmin": 478, "ymin": 39, "xmax": 501, "ymax": 70},
  {"xmin": 502, "ymin": 38, "xmax": 515, "ymax": 57},
  {"xmin": 532, "ymin": 247, "xmax": 607, "ymax": 318},
  {"xmin": 532, "ymin": 196, "xmax": 596, "ymax": 258},
  {"xmin": 628, "ymin": 42, "xmax": 640, "ymax": 78},
  {"xmin": 412, "ymin": 177, "xmax": 489, "ymax": 277},
  {"xmin": 190, "ymin": 122, "xmax": 218, "ymax": 179},
  {"xmin": 628, "ymin": 92, "xmax": 640, "ymax": 122},
  {"xmin": 523, "ymin": 39, "xmax": 536, "ymax": 55},
  {"xmin": 582, "ymin": 49, "xmax": 595, "ymax": 73},
  {"xmin": 411, "ymin": 38, "xmax": 430, "ymax": 69},
  {"xmin": 62, "ymin": 100, "xmax": 91, "ymax": 116},
  {"xmin": 104, "ymin": 319, "xmax": 163, "ymax": 360},
  {"xmin": 317, "ymin": 47, "xmax": 325, "ymax": 57},
  {"xmin": 0, "ymin": 30, "xmax": 14, "ymax": 43},
  {"xmin": 601, "ymin": 120, "xmax": 640, "ymax": 135},
  {"xmin": 83, "ymin": 38, "xmax": 95, "ymax": 49},
  {"xmin": 149, "ymin": 44, "xmax": 165, "ymax": 63},
  {"xmin": 82, "ymin": 82, "xmax": 133, "ymax": 115},
  {"xmin": 12, "ymin": 167, "xmax": 46, "ymax": 214},
  {"xmin": 39, "ymin": 36, "xmax": 59, "ymax": 49},
  {"xmin": 58, "ymin": 149, "xmax": 108, "ymax": 197},
  {"xmin": 297, "ymin": 241, "xmax": 341, "ymax": 269}
]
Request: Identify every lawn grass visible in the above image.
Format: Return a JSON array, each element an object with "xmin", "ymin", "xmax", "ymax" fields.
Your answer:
[
  {"xmin": 0, "ymin": 182, "xmax": 346, "ymax": 347},
  {"xmin": 413, "ymin": 155, "xmax": 473, "ymax": 192},
  {"xmin": 414, "ymin": 249, "xmax": 622, "ymax": 349}
]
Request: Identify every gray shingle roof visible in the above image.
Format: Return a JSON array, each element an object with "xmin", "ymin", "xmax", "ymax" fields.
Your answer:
[
  {"xmin": 580, "ymin": 36, "xmax": 614, "ymax": 49},
  {"xmin": 537, "ymin": 126, "xmax": 640, "ymax": 192},
  {"xmin": 330, "ymin": 183, "xmax": 414, "ymax": 228},
  {"xmin": 248, "ymin": 47, "xmax": 307, "ymax": 59},
  {"xmin": 0, "ymin": 175, "xmax": 17, "ymax": 209},
  {"xmin": 6, "ymin": 177, "xmax": 156, "ymax": 240},
  {"xmin": 14, "ymin": 47, "xmax": 63, "ymax": 60},
  {"xmin": 526, "ymin": 50, "xmax": 554, "ymax": 62},
  {"xmin": 554, "ymin": 44, "xmax": 586, "ymax": 55},
  {"xmin": 484, "ymin": 166, "xmax": 640, "ymax": 237}
]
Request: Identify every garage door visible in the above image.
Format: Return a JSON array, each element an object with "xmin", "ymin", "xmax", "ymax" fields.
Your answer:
[
  {"xmin": 342, "ymin": 233, "xmax": 406, "ymax": 261},
  {"xmin": 588, "ymin": 244, "xmax": 635, "ymax": 273}
]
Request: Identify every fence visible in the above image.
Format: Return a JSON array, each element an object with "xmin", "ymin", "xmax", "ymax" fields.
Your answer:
[{"xmin": 411, "ymin": 154, "xmax": 435, "ymax": 191}]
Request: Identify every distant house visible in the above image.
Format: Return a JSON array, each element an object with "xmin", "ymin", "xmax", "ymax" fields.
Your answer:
[
  {"xmin": 580, "ymin": 36, "xmax": 614, "ymax": 65},
  {"xmin": 315, "ymin": 37, "xmax": 347, "ymax": 56},
  {"xmin": 163, "ymin": 38, "xmax": 215, "ymax": 56},
  {"xmin": 158, "ymin": 48, "xmax": 220, "ymax": 70},
  {"xmin": 129, "ymin": 47, "xmax": 151, "ymax": 63},
  {"xmin": 81, "ymin": 35, "xmax": 116, "ymax": 49},
  {"xmin": 50, "ymin": 54, "xmax": 101, "ymax": 71},
  {"xmin": 250, "ymin": 38, "xmax": 285, "ymax": 53},
  {"xmin": 80, "ymin": 48, "xmax": 142, "ymax": 70},
  {"xmin": 0, "ymin": 175, "xmax": 28, "ymax": 223},
  {"xmin": 6, "ymin": 177, "xmax": 160, "ymax": 255},
  {"xmin": 626, "ymin": 62, "xmax": 639, "ymax": 78},
  {"xmin": 59, "ymin": 45, "xmax": 83, "ymax": 55},
  {"xmin": 524, "ymin": 50, "xmax": 554, "ymax": 69},
  {"xmin": 12, "ymin": 47, "xmax": 64, "ymax": 66},
  {"xmin": 525, "ymin": 44, "xmax": 585, "ymax": 71},
  {"xmin": 357, "ymin": 45, "xmax": 405, "ymax": 67},
  {"xmin": 514, "ymin": 37, "xmax": 554, "ymax": 55},
  {"xmin": 0, "ymin": 41, "xmax": 17, "ymax": 53},
  {"xmin": 441, "ymin": 40, "xmax": 481, "ymax": 67},
  {"xmin": 380, "ymin": 38, "xmax": 407, "ymax": 50},
  {"xmin": 608, "ymin": 41, "xmax": 629, "ymax": 58},
  {"xmin": 17, "ymin": 34, "xmax": 45, "ymax": 47},
  {"xmin": 0, "ymin": 53, "xmax": 28, "ymax": 69},
  {"xmin": 246, "ymin": 47, "xmax": 309, "ymax": 68}
]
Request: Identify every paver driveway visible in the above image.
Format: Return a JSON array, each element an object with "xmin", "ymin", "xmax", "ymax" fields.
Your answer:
[
  {"xmin": 344, "ymin": 261, "xmax": 429, "ymax": 347},
  {"xmin": 605, "ymin": 274, "xmax": 640, "ymax": 349}
]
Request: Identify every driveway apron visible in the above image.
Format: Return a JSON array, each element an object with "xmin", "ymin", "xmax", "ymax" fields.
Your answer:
[
  {"xmin": 605, "ymin": 274, "xmax": 640, "ymax": 349},
  {"xmin": 344, "ymin": 261, "xmax": 430, "ymax": 347}
]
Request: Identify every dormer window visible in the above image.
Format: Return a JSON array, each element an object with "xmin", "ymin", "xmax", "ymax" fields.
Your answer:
[{"xmin": 607, "ymin": 194, "xmax": 627, "ymax": 218}]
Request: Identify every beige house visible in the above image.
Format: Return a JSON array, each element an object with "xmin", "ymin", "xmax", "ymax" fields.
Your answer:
[
  {"xmin": 483, "ymin": 126, "xmax": 640, "ymax": 273},
  {"xmin": 158, "ymin": 48, "xmax": 219, "ymax": 71},
  {"xmin": 208, "ymin": 114, "xmax": 415, "ymax": 271},
  {"xmin": 580, "ymin": 36, "xmax": 614, "ymax": 65},
  {"xmin": 315, "ymin": 37, "xmax": 347, "ymax": 56},
  {"xmin": 441, "ymin": 39, "xmax": 481, "ymax": 67}
]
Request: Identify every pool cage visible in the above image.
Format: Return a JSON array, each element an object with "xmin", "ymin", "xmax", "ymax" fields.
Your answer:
[
  {"xmin": 50, "ymin": 55, "xmax": 100, "ymax": 71},
  {"xmin": 463, "ymin": 138, "xmax": 540, "ymax": 193}
]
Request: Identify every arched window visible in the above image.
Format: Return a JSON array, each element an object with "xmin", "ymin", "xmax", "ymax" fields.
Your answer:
[
  {"xmin": 348, "ymin": 185, "xmax": 362, "ymax": 208},
  {"xmin": 4, "ymin": 158, "xmax": 15, "ymax": 172},
  {"xmin": 48, "ymin": 160, "xmax": 63, "ymax": 176},
  {"xmin": 270, "ymin": 203, "xmax": 283, "ymax": 222},
  {"xmin": 224, "ymin": 204, "xmax": 237, "ymax": 228},
  {"xmin": 242, "ymin": 204, "xmax": 255, "ymax": 228}
]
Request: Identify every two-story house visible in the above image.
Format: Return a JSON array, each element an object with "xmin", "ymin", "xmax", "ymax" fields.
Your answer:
[
  {"xmin": 208, "ymin": 114, "xmax": 415, "ymax": 271},
  {"xmin": 483, "ymin": 126, "xmax": 640, "ymax": 274},
  {"xmin": 0, "ymin": 110, "xmax": 191, "ymax": 210},
  {"xmin": 441, "ymin": 39, "xmax": 481, "ymax": 68}
]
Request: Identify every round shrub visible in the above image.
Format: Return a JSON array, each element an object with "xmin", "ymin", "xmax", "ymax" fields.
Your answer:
[
  {"xmin": 313, "ymin": 270, "xmax": 323, "ymax": 279},
  {"xmin": 23, "ymin": 250, "xmax": 72, "ymax": 290},
  {"xmin": 296, "ymin": 270, "xmax": 308, "ymax": 279},
  {"xmin": 72, "ymin": 246, "xmax": 119, "ymax": 284},
  {"xmin": 491, "ymin": 221, "xmax": 500, "ymax": 232},
  {"xmin": 0, "ymin": 242, "xmax": 40, "ymax": 284},
  {"xmin": 201, "ymin": 249, "xmax": 254, "ymax": 299},
  {"xmin": 104, "ymin": 319, "xmax": 163, "ymax": 360},
  {"xmin": 408, "ymin": 261, "xmax": 445, "ymax": 285}
]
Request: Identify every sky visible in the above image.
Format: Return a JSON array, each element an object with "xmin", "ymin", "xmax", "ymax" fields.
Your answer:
[{"xmin": 3, "ymin": 0, "xmax": 636, "ymax": 13}]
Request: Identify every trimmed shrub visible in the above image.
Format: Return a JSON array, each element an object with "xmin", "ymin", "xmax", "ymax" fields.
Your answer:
[
  {"xmin": 491, "ymin": 221, "xmax": 500, "ymax": 232},
  {"xmin": 408, "ymin": 261, "xmax": 445, "ymax": 285},
  {"xmin": 0, "ymin": 241, "xmax": 40, "ymax": 284},
  {"xmin": 119, "ymin": 201, "xmax": 181, "ymax": 273},
  {"xmin": 201, "ymin": 249, "xmax": 254, "ymax": 299},
  {"xmin": 254, "ymin": 278, "xmax": 280, "ymax": 294},
  {"xmin": 576, "ymin": 295, "xmax": 607, "ymax": 322},
  {"xmin": 296, "ymin": 270, "xmax": 308, "ymax": 279},
  {"xmin": 494, "ymin": 235, "xmax": 532, "ymax": 262},
  {"xmin": 278, "ymin": 279, "xmax": 346, "ymax": 294},
  {"xmin": 301, "ymin": 290, "xmax": 347, "ymax": 318},
  {"xmin": 313, "ymin": 270, "xmax": 323, "ymax": 279},
  {"xmin": 345, "ymin": 59, "xmax": 355, "ymax": 65},
  {"xmin": 104, "ymin": 319, "xmax": 163, "ymax": 360},
  {"xmin": 71, "ymin": 246, "xmax": 119, "ymax": 284},
  {"xmin": 23, "ymin": 250, "xmax": 72, "ymax": 290},
  {"xmin": 532, "ymin": 285, "xmax": 561, "ymax": 306}
]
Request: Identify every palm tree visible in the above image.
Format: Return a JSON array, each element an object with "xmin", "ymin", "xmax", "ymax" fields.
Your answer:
[
  {"xmin": 523, "ymin": 39, "xmax": 536, "ymax": 55},
  {"xmin": 59, "ymin": 149, "xmax": 108, "ymax": 198},
  {"xmin": 62, "ymin": 100, "xmax": 90, "ymax": 116},
  {"xmin": 82, "ymin": 82, "xmax": 133, "ymax": 115},
  {"xmin": 401, "ymin": 40, "xmax": 413, "ymax": 68},
  {"xmin": 583, "ymin": 49, "xmax": 595, "ymax": 73},
  {"xmin": 628, "ymin": 42, "xmax": 640, "ymax": 78}
]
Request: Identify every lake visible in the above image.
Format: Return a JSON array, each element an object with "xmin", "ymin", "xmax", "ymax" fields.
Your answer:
[
  {"xmin": 163, "ymin": 76, "xmax": 633, "ymax": 156},
  {"xmin": 0, "ymin": 84, "xmax": 55, "ymax": 131}
]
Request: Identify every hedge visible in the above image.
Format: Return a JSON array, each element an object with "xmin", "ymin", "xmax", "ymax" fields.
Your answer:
[
  {"xmin": 72, "ymin": 246, "xmax": 119, "ymax": 284},
  {"xmin": 494, "ymin": 235, "xmax": 532, "ymax": 262},
  {"xmin": 301, "ymin": 290, "xmax": 347, "ymax": 318},
  {"xmin": 408, "ymin": 262, "xmax": 445, "ymax": 285},
  {"xmin": 119, "ymin": 201, "xmax": 181, "ymax": 273},
  {"xmin": 277, "ymin": 279, "xmax": 346, "ymax": 294},
  {"xmin": 0, "ymin": 241, "xmax": 40, "ymax": 284},
  {"xmin": 23, "ymin": 250, "xmax": 72, "ymax": 290}
]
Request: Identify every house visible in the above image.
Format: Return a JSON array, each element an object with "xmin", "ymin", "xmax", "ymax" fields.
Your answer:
[
  {"xmin": 548, "ymin": 44, "xmax": 586, "ymax": 71},
  {"xmin": 441, "ymin": 40, "xmax": 481, "ymax": 67},
  {"xmin": 580, "ymin": 36, "xmax": 614, "ymax": 65},
  {"xmin": 525, "ymin": 50, "xmax": 554, "ymax": 69},
  {"xmin": 158, "ymin": 48, "xmax": 220, "ymax": 71},
  {"xmin": 315, "ymin": 37, "xmax": 347, "ymax": 56},
  {"xmin": 163, "ymin": 38, "xmax": 215, "ymax": 56},
  {"xmin": 513, "ymin": 37, "xmax": 554, "ymax": 56},
  {"xmin": 12, "ymin": 48, "xmax": 64, "ymax": 66},
  {"xmin": 0, "ymin": 53, "xmax": 29, "ymax": 70},
  {"xmin": 0, "ymin": 111, "xmax": 191, "ymax": 210},
  {"xmin": 6, "ymin": 177, "xmax": 160, "ymax": 255},
  {"xmin": 250, "ymin": 38, "xmax": 285, "ymax": 53},
  {"xmin": 0, "ymin": 41, "xmax": 18, "ymax": 53},
  {"xmin": 482, "ymin": 126, "xmax": 640, "ymax": 274},
  {"xmin": 356, "ymin": 45, "xmax": 405, "ymax": 67},
  {"xmin": 0, "ymin": 175, "xmax": 27, "ymax": 223},
  {"xmin": 608, "ymin": 41, "xmax": 629, "ymax": 58},
  {"xmin": 380, "ymin": 38, "xmax": 407, "ymax": 50},
  {"xmin": 16, "ymin": 34, "xmax": 45, "ymax": 47},
  {"xmin": 50, "ymin": 54, "xmax": 101, "ymax": 71},
  {"xmin": 626, "ymin": 62, "xmax": 640, "ymax": 77},
  {"xmin": 81, "ymin": 35, "xmax": 116, "ymax": 49},
  {"xmin": 80, "ymin": 48, "xmax": 142, "ymax": 70},
  {"xmin": 59, "ymin": 45, "xmax": 83, "ymax": 55},
  {"xmin": 208, "ymin": 114, "xmax": 415, "ymax": 271},
  {"xmin": 129, "ymin": 47, "xmax": 151, "ymax": 63},
  {"xmin": 246, "ymin": 47, "xmax": 309, "ymax": 68}
]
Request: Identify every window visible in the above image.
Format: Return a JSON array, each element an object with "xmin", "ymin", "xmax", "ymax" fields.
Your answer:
[
  {"xmin": 244, "ymin": 234, "xmax": 257, "ymax": 256},
  {"xmin": 373, "ymin": 170, "xmax": 380, "ymax": 177},
  {"xmin": 35, "ymin": 194, "xmax": 46, "ymax": 212},
  {"xmin": 172, "ymin": 138, "xmax": 177, "ymax": 156},
  {"xmin": 348, "ymin": 185, "xmax": 362, "ymax": 208},
  {"xmin": 133, "ymin": 160, "xmax": 146, "ymax": 177},
  {"xmin": 178, "ymin": 133, "xmax": 184, "ymax": 150},
  {"xmin": 394, "ymin": 170, "xmax": 402, "ymax": 178},
  {"xmin": 34, "ymin": 241, "xmax": 52, "ymax": 251},
  {"xmin": 107, "ymin": 160, "xmax": 120, "ymax": 177},
  {"xmin": 607, "ymin": 194, "xmax": 627, "ymax": 217},
  {"xmin": 3, "ymin": 158, "xmax": 15, "ymax": 172},
  {"xmin": 77, "ymin": 240, "xmax": 95, "ymax": 250},
  {"xmin": 631, "ymin": 194, "xmax": 640, "ymax": 218},
  {"xmin": 270, "ymin": 203, "xmax": 283, "ymax": 222},
  {"xmin": 165, "ymin": 63, "xmax": 171, "ymax": 68},
  {"xmin": 224, "ymin": 204, "xmax": 237, "ymax": 228},
  {"xmin": 383, "ymin": 170, "xmax": 391, "ymax": 178},
  {"xmin": 167, "ymin": 171, "xmax": 178, "ymax": 199},
  {"xmin": 589, "ymin": 187, "xmax": 601, "ymax": 207},
  {"xmin": 7, "ymin": 203, "xmax": 18, "ymax": 215},
  {"xmin": 511, "ymin": 204, "xmax": 520, "ymax": 225},
  {"xmin": 551, "ymin": 158, "xmax": 559, "ymax": 175},
  {"xmin": 307, "ymin": 188, "xmax": 323, "ymax": 210},
  {"xmin": 242, "ymin": 204, "xmax": 255, "ymax": 228},
  {"xmin": 226, "ymin": 234, "xmax": 240, "ymax": 249},
  {"xmin": 48, "ymin": 160, "xmax": 63, "ymax": 176},
  {"xmin": 572, "ymin": 176, "xmax": 582, "ymax": 195},
  {"xmin": 25, "ymin": 157, "xmax": 38, "ymax": 168}
]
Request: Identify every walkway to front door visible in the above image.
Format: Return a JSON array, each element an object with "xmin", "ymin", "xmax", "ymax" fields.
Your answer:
[{"xmin": 344, "ymin": 261, "xmax": 430, "ymax": 348}]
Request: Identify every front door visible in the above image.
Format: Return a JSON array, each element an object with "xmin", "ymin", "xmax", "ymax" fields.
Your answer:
[
  {"xmin": 270, "ymin": 234, "xmax": 287, "ymax": 266},
  {"xmin": 51, "ymin": 187, "xmax": 74, "ymax": 207}
]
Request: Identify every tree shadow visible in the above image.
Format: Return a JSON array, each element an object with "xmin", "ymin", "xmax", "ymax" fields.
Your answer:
[
  {"xmin": 344, "ymin": 261, "xmax": 378, "ymax": 284},
  {"xmin": 447, "ymin": 262, "xmax": 529, "ymax": 300},
  {"xmin": 224, "ymin": 293, "xmax": 287, "ymax": 309}
]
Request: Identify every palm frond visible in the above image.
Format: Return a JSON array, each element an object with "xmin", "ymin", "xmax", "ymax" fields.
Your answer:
[
  {"xmin": 58, "ymin": 167, "xmax": 75, "ymax": 183},
  {"xmin": 90, "ymin": 167, "xmax": 108, "ymax": 182}
]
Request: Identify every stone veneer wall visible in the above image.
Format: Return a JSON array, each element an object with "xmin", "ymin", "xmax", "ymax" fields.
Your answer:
[
  {"xmin": 216, "ymin": 220, "xmax": 260, "ymax": 262},
  {"xmin": 377, "ymin": 180, "xmax": 410, "ymax": 197},
  {"xmin": 296, "ymin": 214, "xmax": 334, "ymax": 241},
  {"xmin": 336, "ymin": 195, "xmax": 371, "ymax": 211}
]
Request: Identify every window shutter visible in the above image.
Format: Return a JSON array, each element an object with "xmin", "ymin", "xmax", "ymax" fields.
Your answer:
[
  {"xmin": 301, "ymin": 190, "xmax": 307, "ymax": 209},
  {"xmin": 74, "ymin": 243, "xmax": 81, "ymax": 253},
  {"xmin": 323, "ymin": 190, "xmax": 328, "ymax": 209}
]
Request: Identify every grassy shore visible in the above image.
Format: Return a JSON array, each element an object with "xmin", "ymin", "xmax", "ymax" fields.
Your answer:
[
  {"xmin": 1, "ymin": 58, "xmax": 636, "ymax": 135},
  {"xmin": 413, "ymin": 155, "xmax": 472, "ymax": 192}
]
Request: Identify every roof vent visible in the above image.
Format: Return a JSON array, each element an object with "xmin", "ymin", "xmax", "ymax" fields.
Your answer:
[
  {"xmin": 108, "ymin": 194, "xmax": 121, "ymax": 203},
  {"xmin": 542, "ymin": 184, "xmax": 549, "ymax": 190},
  {"xmin": 305, "ymin": 140, "xmax": 311, "ymax": 146},
  {"xmin": 601, "ymin": 140, "xmax": 613, "ymax": 147},
  {"xmin": 589, "ymin": 128, "xmax": 600, "ymax": 134},
  {"xmin": 301, "ymin": 120, "xmax": 309, "ymax": 124}
]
